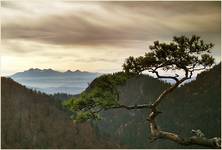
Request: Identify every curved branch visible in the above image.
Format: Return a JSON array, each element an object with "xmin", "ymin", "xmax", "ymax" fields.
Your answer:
[
  {"xmin": 189, "ymin": 66, "xmax": 207, "ymax": 72},
  {"xmin": 152, "ymin": 77, "xmax": 187, "ymax": 107},
  {"xmin": 150, "ymin": 69, "xmax": 179, "ymax": 82},
  {"xmin": 147, "ymin": 77, "xmax": 221, "ymax": 148},
  {"xmin": 155, "ymin": 130, "xmax": 221, "ymax": 148},
  {"xmin": 110, "ymin": 104, "xmax": 152, "ymax": 110}
]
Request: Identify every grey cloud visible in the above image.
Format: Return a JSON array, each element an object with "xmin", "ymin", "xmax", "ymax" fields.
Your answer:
[
  {"xmin": 1, "ymin": 1, "xmax": 20, "ymax": 9},
  {"xmin": 2, "ymin": 1, "xmax": 221, "ymax": 50},
  {"xmin": 2, "ymin": 14, "xmax": 152, "ymax": 47}
]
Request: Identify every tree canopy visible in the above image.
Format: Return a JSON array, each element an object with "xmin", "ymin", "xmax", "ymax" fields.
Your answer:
[
  {"xmin": 64, "ymin": 35, "xmax": 220, "ymax": 148},
  {"xmin": 64, "ymin": 35, "xmax": 215, "ymax": 122},
  {"xmin": 123, "ymin": 35, "xmax": 214, "ymax": 81}
]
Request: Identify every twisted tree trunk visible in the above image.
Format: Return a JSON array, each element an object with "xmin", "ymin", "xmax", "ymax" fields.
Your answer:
[{"xmin": 147, "ymin": 77, "xmax": 221, "ymax": 148}]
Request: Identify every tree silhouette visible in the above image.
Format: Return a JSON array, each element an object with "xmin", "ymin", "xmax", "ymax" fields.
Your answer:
[{"xmin": 65, "ymin": 35, "xmax": 220, "ymax": 148}]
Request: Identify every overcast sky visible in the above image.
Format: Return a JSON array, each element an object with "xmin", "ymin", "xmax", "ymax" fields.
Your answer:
[{"xmin": 1, "ymin": 1, "xmax": 221, "ymax": 76}]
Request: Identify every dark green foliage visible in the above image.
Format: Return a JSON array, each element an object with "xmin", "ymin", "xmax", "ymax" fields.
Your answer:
[
  {"xmin": 64, "ymin": 72, "xmax": 136, "ymax": 122},
  {"xmin": 123, "ymin": 35, "xmax": 214, "ymax": 74}
]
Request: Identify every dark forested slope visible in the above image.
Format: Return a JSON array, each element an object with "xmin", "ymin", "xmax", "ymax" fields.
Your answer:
[
  {"xmin": 93, "ymin": 63, "xmax": 221, "ymax": 148},
  {"xmin": 1, "ymin": 77, "xmax": 118, "ymax": 149},
  {"xmin": 2, "ymin": 63, "xmax": 220, "ymax": 149}
]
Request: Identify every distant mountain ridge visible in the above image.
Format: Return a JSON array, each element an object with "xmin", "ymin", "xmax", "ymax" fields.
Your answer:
[
  {"xmin": 11, "ymin": 68, "xmax": 100, "ymax": 78},
  {"xmin": 10, "ymin": 68, "xmax": 102, "ymax": 95}
]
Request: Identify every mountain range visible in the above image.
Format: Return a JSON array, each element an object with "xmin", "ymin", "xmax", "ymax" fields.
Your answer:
[
  {"xmin": 10, "ymin": 68, "xmax": 195, "ymax": 95},
  {"xmin": 10, "ymin": 68, "xmax": 101, "ymax": 95},
  {"xmin": 11, "ymin": 68, "xmax": 99, "ymax": 78},
  {"xmin": 1, "ymin": 64, "xmax": 220, "ymax": 148}
]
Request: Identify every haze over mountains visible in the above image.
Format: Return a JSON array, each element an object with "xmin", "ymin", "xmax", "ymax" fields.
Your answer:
[
  {"xmin": 2, "ymin": 63, "xmax": 220, "ymax": 148},
  {"xmin": 10, "ymin": 68, "xmax": 196, "ymax": 95},
  {"xmin": 11, "ymin": 68, "xmax": 99, "ymax": 77},
  {"xmin": 11, "ymin": 68, "xmax": 101, "ymax": 95}
]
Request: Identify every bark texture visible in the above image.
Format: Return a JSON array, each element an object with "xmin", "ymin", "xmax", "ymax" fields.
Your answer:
[{"xmin": 147, "ymin": 77, "xmax": 221, "ymax": 148}]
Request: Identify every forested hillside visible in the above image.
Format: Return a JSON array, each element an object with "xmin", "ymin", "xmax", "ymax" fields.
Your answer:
[
  {"xmin": 1, "ymin": 77, "xmax": 118, "ymax": 149},
  {"xmin": 1, "ymin": 63, "xmax": 220, "ymax": 149},
  {"xmin": 91, "ymin": 63, "xmax": 221, "ymax": 148}
]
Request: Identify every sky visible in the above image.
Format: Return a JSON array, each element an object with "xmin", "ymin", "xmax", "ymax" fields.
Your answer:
[{"xmin": 1, "ymin": 1, "xmax": 221, "ymax": 76}]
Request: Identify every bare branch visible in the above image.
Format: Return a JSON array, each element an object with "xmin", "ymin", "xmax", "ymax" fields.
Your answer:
[
  {"xmin": 147, "ymin": 103, "xmax": 221, "ymax": 148},
  {"xmin": 147, "ymin": 76, "xmax": 220, "ymax": 148},
  {"xmin": 156, "ymin": 130, "xmax": 220, "ymax": 148},
  {"xmin": 189, "ymin": 66, "xmax": 206, "ymax": 73},
  {"xmin": 110, "ymin": 104, "xmax": 152, "ymax": 110},
  {"xmin": 152, "ymin": 77, "xmax": 187, "ymax": 107},
  {"xmin": 187, "ymin": 66, "xmax": 207, "ymax": 79},
  {"xmin": 150, "ymin": 69, "xmax": 179, "ymax": 82}
]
